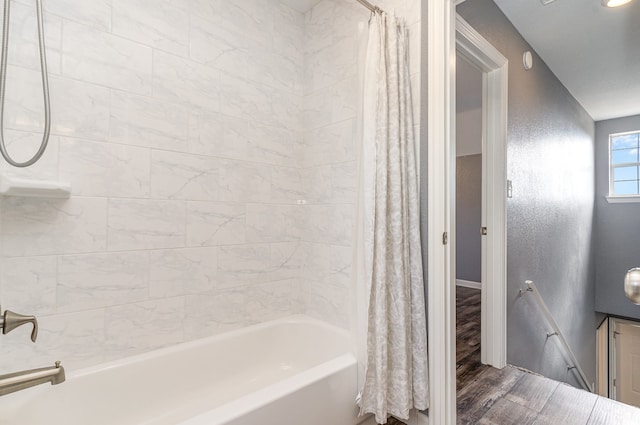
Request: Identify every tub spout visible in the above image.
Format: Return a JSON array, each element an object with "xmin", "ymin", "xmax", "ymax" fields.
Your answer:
[{"xmin": 0, "ymin": 361, "xmax": 65, "ymax": 397}]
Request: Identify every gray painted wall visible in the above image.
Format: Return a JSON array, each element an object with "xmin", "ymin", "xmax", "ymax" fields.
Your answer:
[
  {"xmin": 456, "ymin": 54, "xmax": 483, "ymax": 284},
  {"xmin": 456, "ymin": 155, "xmax": 482, "ymax": 283},
  {"xmin": 457, "ymin": 53, "xmax": 483, "ymax": 158},
  {"xmin": 595, "ymin": 115, "xmax": 640, "ymax": 320},
  {"xmin": 458, "ymin": 0, "xmax": 597, "ymax": 388}
]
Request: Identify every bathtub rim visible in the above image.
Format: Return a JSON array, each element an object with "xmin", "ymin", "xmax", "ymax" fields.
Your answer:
[
  {"xmin": 0, "ymin": 314, "xmax": 364, "ymax": 425},
  {"xmin": 69, "ymin": 314, "xmax": 352, "ymax": 380},
  {"xmin": 176, "ymin": 352, "xmax": 358, "ymax": 425}
]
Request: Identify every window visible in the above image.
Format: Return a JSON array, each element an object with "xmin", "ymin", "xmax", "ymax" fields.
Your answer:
[{"xmin": 609, "ymin": 130, "xmax": 640, "ymax": 200}]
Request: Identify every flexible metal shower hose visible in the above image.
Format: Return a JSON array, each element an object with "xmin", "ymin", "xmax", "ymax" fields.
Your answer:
[{"xmin": 0, "ymin": 0, "xmax": 50, "ymax": 167}]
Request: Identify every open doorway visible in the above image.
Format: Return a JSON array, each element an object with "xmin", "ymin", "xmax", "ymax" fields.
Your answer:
[
  {"xmin": 426, "ymin": 11, "xmax": 508, "ymax": 423},
  {"xmin": 455, "ymin": 51, "xmax": 486, "ymax": 390},
  {"xmin": 454, "ymin": 14, "xmax": 508, "ymax": 374}
]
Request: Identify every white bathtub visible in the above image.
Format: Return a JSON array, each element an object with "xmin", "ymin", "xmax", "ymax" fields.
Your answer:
[{"xmin": 0, "ymin": 315, "xmax": 367, "ymax": 425}]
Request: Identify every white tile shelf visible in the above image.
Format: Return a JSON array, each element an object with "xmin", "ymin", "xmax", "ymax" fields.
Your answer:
[{"xmin": 0, "ymin": 174, "xmax": 71, "ymax": 198}]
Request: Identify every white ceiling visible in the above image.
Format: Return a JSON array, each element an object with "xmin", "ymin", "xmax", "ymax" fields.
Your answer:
[
  {"xmin": 493, "ymin": 0, "xmax": 640, "ymax": 121},
  {"xmin": 279, "ymin": 0, "xmax": 322, "ymax": 13}
]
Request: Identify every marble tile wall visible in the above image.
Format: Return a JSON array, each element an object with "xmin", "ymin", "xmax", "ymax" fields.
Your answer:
[
  {"xmin": 299, "ymin": 0, "xmax": 421, "ymax": 328},
  {"xmin": 0, "ymin": 0, "xmax": 422, "ymax": 374},
  {"xmin": 0, "ymin": 0, "xmax": 306, "ymax": 374}
]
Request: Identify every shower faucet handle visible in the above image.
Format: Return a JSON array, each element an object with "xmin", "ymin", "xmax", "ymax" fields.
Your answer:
[{"xmin": 0, "ymin": 308, "xmax": 38, "ymax": 342}]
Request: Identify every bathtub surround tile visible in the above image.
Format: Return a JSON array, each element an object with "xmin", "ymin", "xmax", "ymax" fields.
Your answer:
[
  {"xmin": 246, "ymin": 279, "xmax": 295, "ymax": 323},
  {"xmin": 0, "ymin": 309, "xmax": 106, "ymax": 375},
  {"xmin": 304, "ymin": 37, "xmax": 356, "ymax": 95},
  {"xmin": 303, "ymin": 204, "xmax": 355, "ymax": 246},
  {"xmin": 0, "ymin": 131, "xmax": 59, "ymax": 181},
  {"xmin": 152, "ymin": 50, "xmax": 221, "ymax": 110},
  {"xmin": 272, "ymin": 3, "xmax": 304, "ymax": 60},
  {"xmin": 59, "ymin": 138, "xmax": 150, "ymax": 198},
  {"xmin": 0, "ymin": 197, "xmax": 107, "ymax": 257},
  {"xmin": 107, "ymin": 199, "xmax": 186, "ymax": 251},
  {"xmin": 62, "ymin": 21, "xmax": 153, "ymax": 95},
  {"xmin": 329, "ymin": 245, "xmax": 353, "ymax": 289},
  {"xmin": 304, "ymin": 162, "xmax": 360, "ymax": 206},
  {"xmin": 302, "ymin": 281, "xmax": 349, "ymax": 328},
  {"xmin": 303, "ymin": 79, "xmax": 357, "ymax": 130},
  {"xmin": 112, "ymin": 0, "xmax": 189, "ymax": 57},
  {"xmin": 300, "ymin": 242, "xmax": 357, "ymax": 292},
  {"xmin": 217, "ymin": 244, "xmax": 272, "ymax": 285},
  {"xmin": 6, "ymin": 2, "xmax": 62, "ymax": 74},
  {"xmin": 303, "ymin": 166, "xmax": 333, "ymax": 204},
  {"xmin": 330, "ymin": 161, "xmax": 358, "ymax": 204},
  {"xmin": 302, "ymin": 89, "xmax": 332, "ymax": 130},
  {"xmin": 270, "ymin": 166, "xmax": 305, "ymax": 204},
  {"xmin": 188, "ymin": 0, "xmax": 274, "ymax": 50},
  {"xmin": 300, "ymin": 242, "xmax": 331, "ymax": 283},
  {"xmin": 41, "ymin": 309, "xmax": 107, "ymax": 368},
  {"xmin": 219, "ymin": 159, "xmax": 271, "ymax": 203},
  {"xmin": 149, "ymin": 247, "xmax": 218, "ymax": 298},
  {"xmin": 187, "ymin": 109, "xmax": 248, "ymax": 160},
  {"xmin": 109, "ymin": 90, "xmax": 188, "ymax": 151},
  {"xmin": 57, "ymin": 252, "xmax": 149, "ymax": 313},
  {"xmin": 217, "ymin": 241, "xmax": 302, "ymax": 286},
  {"xmin": 184, "ymin": 289, "xmax": 247, "ymax": 340},
  {"xmin": 2, "ymin": 66, "xmax": 51, "ymax": 133},
  {"xmin": 189, "ymin": 15, "xmax": 249, "ymax": 77},
  {"xmin": 245, "ymin": 47, "xmax": 301, "ymax": 94},
  {"xmin": 270, "ymin": 90, "xmax": 303, "ymax": 130},
  {"xmin": 269, "ymin": 242, "xmax": 303, "ymax": 282},
  {"xmin": 246, "ymin": 123, "xmax": 298, "ymax": 166},
  {"xmin": 246, "ymin": 204, "xmax": 301, "ymax": 243},
  {"xmin": 105, "ymin": 298, "xmax": 185, "ymax": 359},
  {"xmin": 303, "ymin": 0, "xmax": 335, "ymax": 54},
  {"xmin": 0, "ymin": 256, "xmax": 58, "ymax": 315},
  {"xmin": 302, "ymin": 119, "xmax": 355, "ymax": 167},
  {"xmin": 0, "ymin": 0, "xmax": 415, "ymax": 370},
  {"xmin": 151, "ymin": 151, "xmax": 220, "ymax": 201},
  {"xmin": 50, "ymin": 77, "xmax": 111, "ymax": 141},
  {"xmin": 0, "ymin": 71, "xmax": 111, "ymax": 150},
  {"xmin": 219, "ymin": 74, "xmax": 274, "ymax": 125},
  {"xmin": 330, "ymin": 0, "xmax": 368, "ymax": 45},
  {"xmin": 330, "ymin": 79, "xmax": 358, "ymax": 122},
  {"xmin": 186, "ymin": 201, "xmax": 246, "ymax": 246},
  {"xmin": 296, "ymin": 0, "xmax": 391, "ymax": 329},
  {"xmin": 45, "ymin": 0, "xmax": 111, "ymax": 31}
]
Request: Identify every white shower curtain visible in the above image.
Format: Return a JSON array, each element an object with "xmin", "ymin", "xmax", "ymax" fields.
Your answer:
[{"xmin": 356, "ymin": 11, "xmax": 429, "ymax": 424}]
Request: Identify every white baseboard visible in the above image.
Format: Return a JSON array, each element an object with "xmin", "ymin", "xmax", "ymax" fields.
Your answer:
[{"xmin": 456, "ymin": 279, "xmax": 481, "ymax": 290}]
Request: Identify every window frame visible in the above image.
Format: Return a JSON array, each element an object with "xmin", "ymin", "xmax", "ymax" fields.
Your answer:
[{"xmin": 607, "ymin": 130, "xmax": 640, "ymax": 203}]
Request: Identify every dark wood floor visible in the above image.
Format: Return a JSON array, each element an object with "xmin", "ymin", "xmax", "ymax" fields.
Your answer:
[
  {"xmin": 457, "ymin": 364, "xmax": 640, "ymax": 424},
  {"xmin": 457, "ymin": 286, "xmax": 489, "ymax": 389},
  {"xmin": 375, "ymin": 285, "xmax": 640, "ymax": 423},
  {"xmin": 455, "ymin": 285, "xmax": 640, "ymax": 424}
]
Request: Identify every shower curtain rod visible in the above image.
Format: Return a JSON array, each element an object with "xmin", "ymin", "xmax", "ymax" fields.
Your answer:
[{"xmin": 355, "ymin": 0, "xmax": 383, "ymax": 13}]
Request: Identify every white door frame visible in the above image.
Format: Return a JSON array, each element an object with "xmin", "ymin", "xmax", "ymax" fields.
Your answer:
[
  {"xmin": 427, "ymin": 3, "xmax": 508, "ymax": 423},
  {"xmin": 427, "ymin": 0, "xmax": 457, "ymax": 423},
  {"xmin": 455, "ymin": 16, "xmax": 508, "ymax": 369}
]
